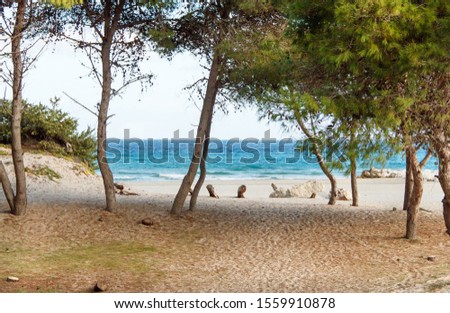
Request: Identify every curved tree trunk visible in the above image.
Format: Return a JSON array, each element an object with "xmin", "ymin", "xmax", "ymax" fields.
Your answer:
[
  {"xmin": 90, "ymin": 0, "xmax": 127, "ymax": 212},
  {"xmin": 171, "ymin": 53, "xmax": 221, "ymax": 215},
  {"xmin": 189, "ymin": 109, "xmax": 213, "ymax": 211},
  {"xmin": 10, "ymin": 0, "xmax": 27, "ymax": 216},
  {"xmin": 0, "ymin": 161, "xmax": 15, "ymax": 211},
  {"xmin": 419, "ymin": 149, "xmax": 433, "ymax": 169},
  {"xmin": 403, "ymin": 148, "xmax": 413, "ymax": 211},
  {"xmin": 406, "ymin": 145, "xmax": 424, "ymax": 240},
  {"xmin": 293, "ymin": 109, "xmax": 337, "ymax": 205},
  {"xmin": 440, "ymin": 158, "xmax": 450, "ymax": 237},
  {"xmin": 350, "ymin": 154, "xmax": 358, "ymax": 207},
  {"xmin": 349, "ymin": 130, "xmax": 358, "ymax": 207},
  {"xmin": 97, "ymin": 32, "xmax": 116, "ymax": 212},
  {"xmin": 434, "ymin": 131, "xmax": 450, "ymax": 237},
  {"xmin": 328, "ymin": 175, "xmax": 338, "ymax": 205},
  {"xmin": 404, "ymin": 148, "xmax": 431, "ymax": 211}
]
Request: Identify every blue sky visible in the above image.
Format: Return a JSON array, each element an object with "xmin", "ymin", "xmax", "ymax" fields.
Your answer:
[{"xmin": 19, "ymin": 41, "xmax": 287, "ymax": 140}]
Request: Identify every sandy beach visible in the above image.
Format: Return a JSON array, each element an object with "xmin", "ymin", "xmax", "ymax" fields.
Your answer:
[
  {"xmin": 1, "ymin": 0, "xmax": 448, "ymax": 298},
  {"xmin": 1, "ymin": 151, "xmax": 450, "ymax": 292},
  {"xmin": 128, "ymin": 177, "xmax": 445, "ymax": 212}
]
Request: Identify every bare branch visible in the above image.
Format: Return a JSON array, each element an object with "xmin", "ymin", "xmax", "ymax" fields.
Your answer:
[
  {"xmin": 85, "ymin": 46, "xmax": 103, "ymax": 87},
  {"xmin": 0, "ymin": 9, "xmax": 13, "ymax": 36},
  {"xmin": 60, "ymin": 33, "xmax": 102, "ymax": 51},
  {"xmin": 62, "ymin": 91, "xmax": 98, "ymax": 117},
  {"xmin": 111, "ymin": 73, "xmax": 152, "ymax": 97},
  {"xmin": 183, "ymin": 76, "xmax": 208, "ymax": 91},
  {"xmin": 21, "ymin": 39, "xmax": 46, "ymax": 75}
]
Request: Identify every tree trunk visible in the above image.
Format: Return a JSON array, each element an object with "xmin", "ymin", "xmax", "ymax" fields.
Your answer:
[
  {"xmin": 404, "ymin": 148, "xmax": 431, "ymax": 211},
  {"xmin": 349, "ymin": 130, "xmax": 358, "ymax": 207},
  {"xmin": 403, "ymin": 148, "xmax": 413, "ymax": 211},
  {"xmin": 434, "ymin": 131, "xmax": 450, "ymax": 237},
  {"xmin": 171, "ymin": 53, "xmax": 221, "ymax": 215},
  {"xmin": 441, "ymin": 158, "xmax": 450, "ymax": 237},
  {"xmin": 97, "ymin": 36, "xmax": 116, "ymax": 212},
  {"xmin": 10, "ymin": 0, "xmax": 27, "ymax": 216},
  {"xmin": 0, "ymin": 161, "xmax": 15, "ymax": 212},
  {"xmin": 328, "ymin": 175, "xmax": 338, "ymax": 205},
  {"xmin": 406, "ymin": 145, "xmax": 424, "ymax": 240},
  {"xmin": 293, "ymin": 109, "xmax": 337, "ymax": 205},
  {"xmin": 189, "ymin": 109, "xmax": 213, "ymax": 211},
  {"xmin": 350, "ymin": 154, "xmax": 358, "ymax": 207}
]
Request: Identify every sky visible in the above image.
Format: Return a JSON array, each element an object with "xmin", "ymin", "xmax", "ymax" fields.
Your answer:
[{"xmin": 16, "ymin": 40, "xmax": 288, "ymax": 140}]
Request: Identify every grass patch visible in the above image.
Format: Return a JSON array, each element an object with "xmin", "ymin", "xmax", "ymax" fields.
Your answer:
[
  {"xmin": 72, "ymin": 163, "xmax": 95, "ymax": 176},
  {"xmin": 43, "ymin": 242, "xmax": 157, "ymax": 273},
  {"xmin": 0, "ymin": 242, "xmax": 158, "ymax": 277},
  {"xmin": 25, "ymin": 165, "xmax": 61, "ymax": 181},
  {"xmin": 0, "ymin": 241, "xmax": 167, "ymax": 292}
]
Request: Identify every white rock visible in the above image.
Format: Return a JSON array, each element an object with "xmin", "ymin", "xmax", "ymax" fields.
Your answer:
[
  {"xmin": 288, "ymin": 180, "xmax": 325, "ymax": 198},
  {"xmin": 7, "ymin": 276, "xmax": 19, "ymax": 282},
  {"xmin": 269, "ymin": 181, "xmax": 324, "ymax": 198}
]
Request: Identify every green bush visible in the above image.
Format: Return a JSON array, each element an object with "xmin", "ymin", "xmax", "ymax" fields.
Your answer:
[
  {"xmin": 0, "ymin": 98, "xmax": 97, "ymax": 170},
  {"xmin": 25, "ymin": 165, "xmax": 62, "ymax": 181}
]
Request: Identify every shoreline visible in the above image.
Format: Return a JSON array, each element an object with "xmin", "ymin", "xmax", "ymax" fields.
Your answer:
[
  {"xmin": 126, "ymin": 177, "xmax": 445, "ymax": 213},
  {"xmin": 0, "ymin": 147, "xmax": 442, "ymax": 212},
  {"xmin": 108, "ymin": 167, "xmax": 439, "ymax": 182}
]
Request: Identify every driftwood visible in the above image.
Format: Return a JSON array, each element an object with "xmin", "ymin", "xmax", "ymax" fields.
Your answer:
[
  {"xmin": 270, "ymin": 183, "xmax": 286, "ymax": 198},
  {"xmin": 119, "ymin": 190, "xmax": 139, "ymax": 196},
  {"xmin": 114, "ymin": 183, "xmax": 138, "ymax": 196},
  {"xmin": 237, "ymin": 185, "xmax": 246, "ymax": 198},
  {"xmin": 334, "ymin": 188, "xmax": 351, "ymax": 201},
  {"xmin": 0, "ymin": 161, "xmax": 15, "ymax": 211},
  {"xmin": 206, "ymin": 184, "xmax": 219, "ymax": 198},
  {"xmin": 114, "ymin": 183, "xmax": 124, "ymax": 191}
]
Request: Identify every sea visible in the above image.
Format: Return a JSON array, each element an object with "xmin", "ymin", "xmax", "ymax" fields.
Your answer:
[{"xmin": 104, "ymin": 139, "xmax": 439, "ymax": 182}]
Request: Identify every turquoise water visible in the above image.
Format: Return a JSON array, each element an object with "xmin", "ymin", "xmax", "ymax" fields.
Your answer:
[{"xmin": 104, "ymin": 139, "xmax": 439, "ymax": 182}]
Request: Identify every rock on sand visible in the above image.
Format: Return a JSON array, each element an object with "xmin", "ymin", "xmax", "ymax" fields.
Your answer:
[{"xmin": 270, "ymin": 180, "xmax": 325, "ymax": 198}]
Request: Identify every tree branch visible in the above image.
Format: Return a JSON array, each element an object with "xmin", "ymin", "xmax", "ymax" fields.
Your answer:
[
  {"xmin": 63, "ymin": 91, "xmax": 98, "ymax": 117},
  {"xmin": 419, "ymin": 148, "xmax": 433, "ymax": 169},
  {"xmin": 85, "ymin": 45, "xmax": 103, "ymax": 87},
  {"xmin": 110, "ymin": 0, "xmax": 126, "ymax": 35},
  {"xmin": 82, "ymin": 0, "xmax": 104, "ymax": 40}
]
